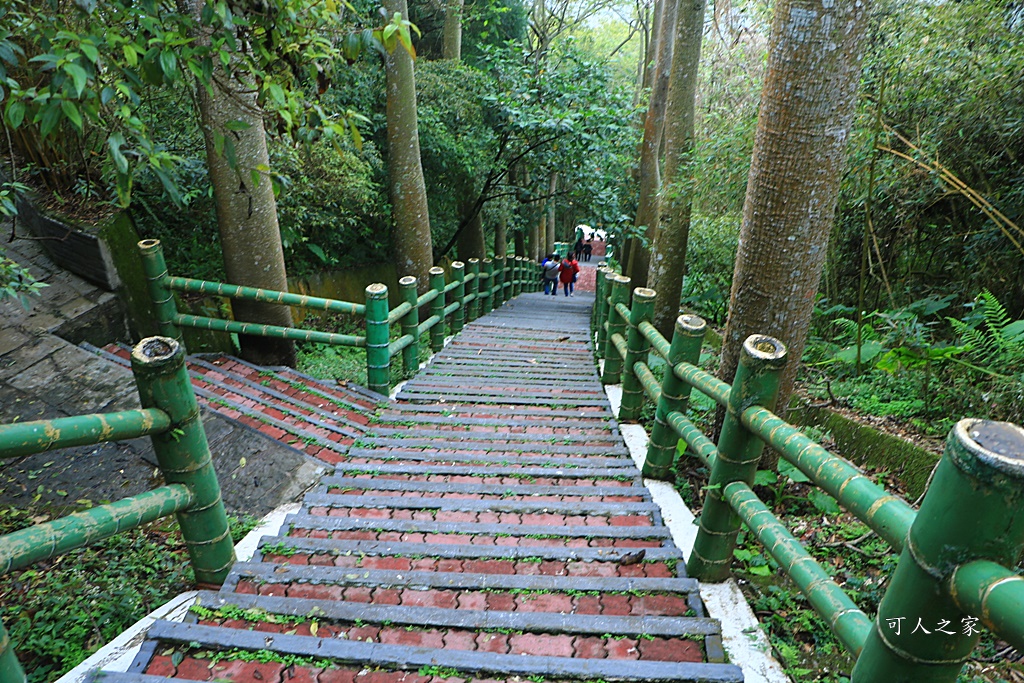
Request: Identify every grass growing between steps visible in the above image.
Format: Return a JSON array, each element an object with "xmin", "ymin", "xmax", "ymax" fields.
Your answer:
[{"xmin": 0, "ymin": 505, "xmax": 258, "ymax": 683}]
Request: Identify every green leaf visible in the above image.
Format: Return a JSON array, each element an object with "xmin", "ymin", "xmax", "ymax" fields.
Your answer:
[
  {"xmin": 834, "ymin": 340, "xmax": 885, "ymax": 365},
  {"xmin": 224, "ymin": 119, "xmax": 251, "ymax": 131},
  {"xmin": 778, "ymin": 459, "xmax": 810, "ymax": 484},
  {"xmin": 307, "ymin": 243, "xmax": 328, "ymax": 263},
  {"xmin": 64, "ymin": 63, "xmax": 88, "ymax": 97},
  {"xmin": 61, "ymin": 98, "xmax": 83, "ymax": 131},
  {"xmin": 267, "ymin": 83, "xmax": 285, "ymax": 106},
  {"xmin": 122, "ymin": 44, "xmax": 138, "ymax": 67},
  {"xmin": 808, "ymin": 489, "xmax": 840, "ymax": 515},
  {"xmin": 159, "ymin": 51, "xmax": 177, "ymax": 80},
  {"xmin": 80, "ymin": 42, "xmax": 99, "ymax": 64},
  {"xmin": 753, "ymin": 470, "xmax": 778, "ymax": 486},
  {"xmin": 107, "ymin": 132, "xmax": 129, "ymax": 174},
  {"xmin": 5, "ymin": 100, "xmax": 25, "ymax": 128},
  {"xmin": 748, "ymin": 565, "xmax": 771, "ymax": 576},
  {"xmin": 38, "ymin": 103, "xmax": 62, "ymax": 138}
]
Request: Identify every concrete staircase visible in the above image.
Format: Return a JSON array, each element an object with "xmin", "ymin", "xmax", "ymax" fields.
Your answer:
[{"xmin": 90, "ymin": 291, "xmax": 744, "ymax": 683}]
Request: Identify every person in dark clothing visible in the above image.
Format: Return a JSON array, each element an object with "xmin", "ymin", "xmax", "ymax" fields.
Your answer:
[
  {"xmin": 541, "ymin": 254, "xmax": 561, "ymax": 295},
  {"xmin": 582, "ymin": 238, "xmax": 593, "ymax": 262},
  {"xmin": 573, "ymin": 238, "xmax": 584, "ymax": 261}
]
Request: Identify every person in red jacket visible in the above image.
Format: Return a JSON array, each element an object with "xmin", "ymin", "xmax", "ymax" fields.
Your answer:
[{"xmin": 559, "ymin": 255, "xmax": 580, "ymax": 297}]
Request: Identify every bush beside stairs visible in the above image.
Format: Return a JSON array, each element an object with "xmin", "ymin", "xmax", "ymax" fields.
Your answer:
[{"xmin": 88, "ymin": 291, "xmax": 743, "ymax": 683}]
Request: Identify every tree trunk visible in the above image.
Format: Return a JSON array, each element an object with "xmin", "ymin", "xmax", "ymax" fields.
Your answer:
[
  {"xmin": 648, "ymin": 0, "xmax": 706, "ymax": 338},
  {"xmin": 514, "ymin": 230, "xmax": 525, "ymax": 257},
  {"xmin": 494, "ymin": 211, "xmax": 508, "ymax": 257},
  {"xmin": 627, "ymin": 0, "xmax": 679, "ymax": 289},
  {"xmin": 190, "ymin": 0, "xmax": 295, "ymax": 367},
  {"xmin": 718, "ymin": 0, "xmax": 869, "ymax": 425},
  {"xmin": 385, "ymin": 0, "xmax": 434, "ymax": 290},
  {"xmin": 536, "ymin": 211, "xmax": 546, "ymax": 258},
  {"xmin": 442, "ymin": 0, "xmax": 463, "ymax": 60},
  {"xmin": 456, "ymin": 201, "xmax": 486, "ymax": 260},
  {"xmin": 546, "ymin": 171, "xmax": 557, "ymax": 254}
]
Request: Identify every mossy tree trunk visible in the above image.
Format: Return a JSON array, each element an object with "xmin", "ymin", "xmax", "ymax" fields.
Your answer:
[
  {"xmin": 385, "ymin": 0, "xmax": 434, "ymax": 290},
  {"xmin": 189, "ymin": 0, "xmax": 295, "ymax": 367},
  {"xmin": 648, "ymin": 0, "xmax": 707, "ymax": 339},
  {"xmin": 718, "ymin": 0, "xmax": 870, "ymax": 432},
  {"xmin": 457, "ymin": 201, "xmax": 487, "ymax": 261},
  {"xmin": 545, "ymin": 171, "xmax": 557, "ymax": 254}
]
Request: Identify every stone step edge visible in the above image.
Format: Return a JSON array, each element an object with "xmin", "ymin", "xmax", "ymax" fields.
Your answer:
[
  {"xmin": 358, "ymin": 438, "xmax": 628, "ymax": 456},
  {"xmin": 195, "ymin": 591, "xmax": 721, "ymax": 638},
  {"xmin": 205, "ymin": 352, "xmax": 387, "ymax": 405},
  {"xmin": 136, "ymin": 621, "xmax": 744, "ymax": 682},
  {"xmin": 319, "ymin": 476, "xmax": 650, "ymax": 498},
  {"xmin": 187, "ymin": 356, "xmax": 371, "ymax": 434},
  {"xmin": 396, "ymin": 394, "xmax": 612, "ymax": 407},
  {"xmin": 302, "ymin": 493, "xmax": 659, "ymax": 517},
  {"xmin": 331, "ymin": 462, "xmax": 639, "ymax": 477},
  {"xmin": 341, "ymin": 451, "xmax": 635, "ymax": 469},
  {"xmin": 224, "ymin": 562, "xmax": 698, "ymax": 595},
  {"xmin": 254, "ymin": 536, "xmax": 686, "ymax": 566},
  {"xmin": 279, "ymin": 515, "xmax": 670, "ymax": 540},
  {"xmin": 384, "ymin": 404, "xmax": 612, "ymax": 418},
  {"xmin": 371, "ymin": 413, "xmax": 619, "ymax": 432},
  {"xmin": 369, "ymin": 427, "xmax": 620, "ymax": 444}
]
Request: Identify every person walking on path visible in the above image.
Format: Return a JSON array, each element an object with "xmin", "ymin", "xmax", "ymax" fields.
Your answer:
[
  {"xmin": 582, "ymin": 238, "xmax": 593, "ymax": 262},
  {"xmin": 541, "ymin": 254, "xmax": 561, "ymax": 295},
  {"xmin": 573, "ymin": 238, "xmax": 584, "ymax": 261},
  {"xmin": 559, "ymin": 254, "xmax": 580, "ymax": 297}
]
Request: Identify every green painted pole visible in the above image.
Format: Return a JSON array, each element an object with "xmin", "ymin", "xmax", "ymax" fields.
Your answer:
[
  {"xmin": 600, "ymin": 275, "xmax": 631, "ymax": 385},
  {"xmin": 466, "ymin": 258, "xmax": 481, "ymax": 322},
  {"xmin": 429, "ymin": 267, "xmax": 447, "ymax": 353},
  {"xmin": 364, "ymin": 283, "xmax": 391, "ymax": 395},
  {"xmin": 138, "ymin": 239, "xmax": 182, "ymax": 342},
  {"xmin": 481, "ymin": 259, "xmax": 494, "ymax": 313},
  {"xmin": 512, "ymin": 256, "xmax": 522, "ymax": 297},
  {"xmin": 643, "ymin": 314, "xmax": 707, "ymax": 480},
  {"xmin": 493, "ymin": 255, "xmax": 506, "ymax": 307},
  {"xmin": 398, "ymin": 276, "xmax": 420, "ymax": 378},
  {"xmin": 130, "ymin": 337, "xmax": 235, "ymax": 585},
  {"xmin": 951, "ymin": 560, "xmax": 1024, "ymax": 652},
  {"xmin": 450, "ymin": 262, "xmax": 466, "ymax": 335},
  {"xmin": 0, "ymin": 409, "xmax": 171, "ymax": 459},
  {"xmin": 687, "ymin": 334, "xmax": 788, "ymax": 582},
  {"xmin": 851, "ymin": 420, "xmax": 1024, "ymax": 682},
  {"xmin": 594, "ymin": 269, "xmax": 613, "ymax": 359},
  {"xmin": 0, "ymin": 618, "xmax": 25, "ymax": 683},
  {"xmin": 618, "ymin": 288, "xmax": 656, "ymax": 422}
]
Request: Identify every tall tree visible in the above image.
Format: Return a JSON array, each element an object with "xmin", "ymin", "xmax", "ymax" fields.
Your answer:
[
  {"xmin": 188, "ymin": 0, "xmax": 296, "ymax": 366},
  {"xmin": 457, "ymin": 201, "xmax": 487, "ymax": 260},
  {"xmin": 626, "ymin": 0, "xmax": 679, "ymax": 287},
  {"xmin": 385, "ymin": 0, "xmax": 435, "ymax": 289},
  {"xmin": 546, "ymin": 171, "xmax": 558, "ymax": 253},
  {"xmin": 495, "ymin": 212, "xmax": 508, "ymax": 257},
  {"xmin": 442, "ymin": 0, "xmax": 464, "ymax": 59},
  {"xmin": 718, "ymin": 0, "xmax": 870, "ymax": 418},
  {"xmin": 647, "ymin": 0, "xmax": 707, "ymax": 337}
]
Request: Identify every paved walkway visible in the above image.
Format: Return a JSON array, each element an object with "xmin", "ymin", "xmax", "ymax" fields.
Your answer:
[{"xmin": 93, "ymin": 290, "xmax": 744, "ymax": 683}]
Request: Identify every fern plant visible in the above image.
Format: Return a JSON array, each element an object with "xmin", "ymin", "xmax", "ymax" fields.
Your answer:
[{"xmin": 948, "ymin": 290, "xmax": 1024, "ymax": 369}]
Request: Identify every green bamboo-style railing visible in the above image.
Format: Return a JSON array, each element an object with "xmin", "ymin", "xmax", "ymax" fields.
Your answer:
[
  {"xmin": 593, "ymin": 280, "xmax": 1024, "ymax": 682},
  {"xmin": 139, "ymin": 240, "xmax": 541, "ymax": 396},
  {"xmin": 0, "ymin": 337, "xmax": 235, "ymax": 681}
]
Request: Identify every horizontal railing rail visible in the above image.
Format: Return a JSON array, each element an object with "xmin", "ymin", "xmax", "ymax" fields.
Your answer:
[
  {"xmin": 0, "ymin": 337, "xmax": 236, "ymax": 682},
  {"xmin": 591, "ymin": 268, "xmax": 1024, "ymax": 681},
  {"xmin": 139, "ymin": 240, "xmax": 541, "ymax": 396}
]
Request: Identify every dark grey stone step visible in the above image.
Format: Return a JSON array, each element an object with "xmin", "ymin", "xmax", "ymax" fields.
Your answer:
[
  {"xmin": 319, "ymin": 476, "xmax": 650, "ymax": 498},
  {"xmin": 341, "ymin": 448, "xmax": 634, "ymax": 468},
  {"xmin": 383, "ymin": 403, "xmax": 613, "ymax": 418},
  {"xmin": 358, "ymin": 437, "xmax": 628, "ymax": 455},
  {"xmin": 255, "ymin": 537, "xmax": 685, "ymax": 565},
  {"xmin": 372, "ymin": 413, "xmax": 615, "ymax": 430},
  {"xmin": 196, "ymin": 591, "xmax": 720, "ymax": 637},
  {"xmin": 396, "ymin": 393, "xmax": 611, "ymax": 406},
  {"xmin": 279, "ymin": 515, "xmax": 670, "ymax": 540},
  {"xmin": 370, "ymin": 427, "xmax": 619, "ymax": 442},
  {"xmin": 142, "ymin": 621, "xmax": 744, "ymax": 682},
  {"xmin": 302, "ymin": 493, "xmax": 659, "ymax": 517},
  {"xmin": 226, "ymin": 562, "xmax": 698, "ymax": 594},
  {"xmin": 330, "ymin": 462, "xmax": 640, "ymax": 477}
]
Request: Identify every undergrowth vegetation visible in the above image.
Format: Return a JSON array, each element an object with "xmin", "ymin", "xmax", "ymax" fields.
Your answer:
[{"xmin": 0, "ymin": 507, "xmax": 257, "ymax": 683}]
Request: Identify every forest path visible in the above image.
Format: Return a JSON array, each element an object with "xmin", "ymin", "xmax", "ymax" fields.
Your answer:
[{"xmin": 92, "ymin": 289, "xmax": 744, "ymax": 683}]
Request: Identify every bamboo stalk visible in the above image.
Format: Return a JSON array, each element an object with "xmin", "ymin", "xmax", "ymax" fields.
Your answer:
[
  {"xmin": 398, "ymin": 276, "xmax": 420, "ymax": 378},
  {"xmin": 364, "ymin": 283, "xmax": 391, "ymax": 395},
  {"xmin": 619, "ymin": 288, "xmax": 657, "ymax": 422}
]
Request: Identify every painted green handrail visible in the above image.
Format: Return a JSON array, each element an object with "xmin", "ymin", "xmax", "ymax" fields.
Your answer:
[
  {"xmin": 174, "ymin": 313, "xmax": 366, "ymax": 348},
  {"xmin": 141, "ymin": 238, "xmax": 540, "ymax": 396},
  {"xmin": 166, "ymin": 275, "xmax": 365, "ymax": 316},
  {"xmin": 0, "ymin": 408, "xmax": 170, "ymax": 459},
  {"xmin": 592, "ymin": 282, "xmax": 1024, "ymax": 681},
  {"xmin": 0, "ymin": 484, "xmax": 192, "ymax": 574}
]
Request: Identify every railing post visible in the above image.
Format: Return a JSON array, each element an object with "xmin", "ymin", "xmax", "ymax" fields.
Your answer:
[
  {"xmin": 364, "ymin": 283, "xmax": 391, "ymax": 395},
  {"xmin": 138, "ymin": 239, "xmax": 183, "ymax": 342},
  {"xmin": 130, "ymin": 337, "xmax": 235, "ymax": 585},
  {"xmin": 600, "ymin": 275, "xmax": 631, "ymax": 385},
  {"xmin": 493, "ymin": 255, "xmax": 506, "ymax": 308},
  {"xmin": 0, "ymin": 618, "xmax": 25, "ymax": 683},
  {"xmin": 451, "ymin": 261, "xmax": 466, "ymax": 335},
  {"xmin": 592, "ymin": 267, "xmax": 608, "ymax": 349},
  {"xmin": 512, "ymin": 256, "xmax": 522, "ymax": 297},
  {"xmin": 595, "ymin": 269, "xmax": 615, "ymax": 359},
  {"xmin": 618, "ymin": 287, "xmax": 656, "ymax": 422},
  {"xmin": 429, "ymin": 266, "xmax": 447, "ymax": 353},
  {"xmin": 481, "ymin": 258, "xmax": 494, "ymax": 313},
  {"xmin": 398, "ymin": 276, "xmax": 420, "ymax": 378},
  {"xmin": 687, "ymin": 334, "xmax": 787, "ymax": 582},
  {"xmin": 851, "ymin": 420, "xmax": 1024, "ymax": 682},
  {"xmin": 643, "ymin": 314, "xmax": 707, "ymax": 480},
  {"xmin": 466, "ymin": 258, "xmax": 481, "ymax": 322}
]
